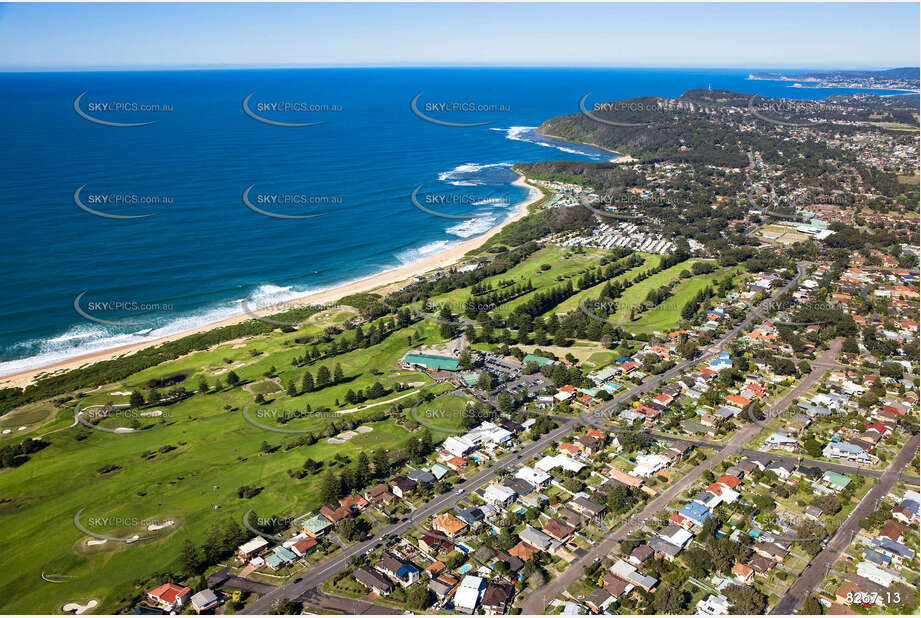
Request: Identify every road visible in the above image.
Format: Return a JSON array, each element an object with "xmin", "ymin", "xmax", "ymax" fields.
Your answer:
[
  {"xmin": 298, "ymin": 588, "xmax": 402, "ymax": 614},
  {"xmin": 770, "ymin": 432, "xmax": 920, "ymax": 615},
  {"xmin": 521, "ymin": 331, "xmax": 838, "ymax": 615},
  {"xmin": 242, "ymin": 264, "xmax": 808, "ymax": 614}
]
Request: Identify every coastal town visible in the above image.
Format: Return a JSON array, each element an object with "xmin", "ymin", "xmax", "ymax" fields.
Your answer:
[{"xmin": 1, "ymin": 81, "xmax": 918, "ymax": 616}]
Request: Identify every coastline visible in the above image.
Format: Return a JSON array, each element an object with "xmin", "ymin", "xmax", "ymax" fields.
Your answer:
[
  {"xmin": 0, "ymin": 174, "xmax": 544, "ymax": 390},
  {"xmin": 534, "ymin": 127, "xmax": 637, "ymax": 163}
]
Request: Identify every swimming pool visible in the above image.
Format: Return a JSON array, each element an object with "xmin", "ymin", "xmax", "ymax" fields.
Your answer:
[{"xmin": 457, "ymin": 563, "xmax": 474, "ymax": 575}]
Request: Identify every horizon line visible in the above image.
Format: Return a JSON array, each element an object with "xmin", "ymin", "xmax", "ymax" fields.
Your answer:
[{"xmin": 1, "ymin": 62, "xmax": 918, "ymax": 73}]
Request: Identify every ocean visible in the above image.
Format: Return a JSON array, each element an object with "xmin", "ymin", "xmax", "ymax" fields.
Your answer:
[{"xmin": 0, "ymin": 67, "xmax": 903, "ymax": 376}]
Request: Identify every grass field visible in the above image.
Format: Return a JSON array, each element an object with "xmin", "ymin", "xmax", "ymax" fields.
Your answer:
[
  {"xmin": 0, "ymin": 313, "xmax": 453, "ymax": 613},
  {"xmin": 0, "ymin": 243, "xmax": 729, "ymax": 613},
  {"xmin": 424, "ymin": 245, "xmax": 606, "ymax": 318}
]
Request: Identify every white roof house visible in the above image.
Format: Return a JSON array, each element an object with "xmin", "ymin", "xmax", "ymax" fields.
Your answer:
[
  {"xmin": 535, "ymin": 454, "xmax": 585, "ymax": 474},
  {"xmin": 696, "ymin": 594, "xmax": 731, "ymax": 615},
  {"xmin": 237, "ymin": 536, "xmax": 269, "ymax": 556},
  {"xmin": 443, "ymin": 436, "xmax": 476, "ymax": 457},
  {"xmin": 765, "ymin": 432, "xmax": 798, "ymax": 448},
  {"xmin": 856, "ymin": 562, "xmax": 900, "ymax": 588},
  {"xmin": 632, "ymin": 453, "xmax": 669, "ymax": 477},
  {"xmin": 515, "ymin": 466, "xmax": 551, "ymax": 487},
  {"xmin": 659, "ymin": 526, "xmax": 694, "ymax": 548},
  {"xmin": 463, "ymin": 422, "xmax": 513, "ymax": 446},
  {"xmin": 453, "ymin": 575, "xmax": 484, "ymax": 612},
  {"xmin": 483, "ymin": 484, "xmax": 517, "ymax": 506}
]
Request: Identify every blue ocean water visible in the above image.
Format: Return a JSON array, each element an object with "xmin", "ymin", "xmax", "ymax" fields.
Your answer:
[{"xmin": 0, "ymin": 67, "xmax": 904, "ymax": 375}]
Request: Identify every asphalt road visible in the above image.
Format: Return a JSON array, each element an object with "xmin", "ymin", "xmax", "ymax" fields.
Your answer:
[
  {"xmin": 298, "ymin": 588, "xmax": 403, "ymax": 614},
  {"xmin": 242, "ymin": 264, "xmax": 809, "ymax": 614},
  {"xmin": 770, "ymin": 432, "xmax": 920, "ymax": 615}
]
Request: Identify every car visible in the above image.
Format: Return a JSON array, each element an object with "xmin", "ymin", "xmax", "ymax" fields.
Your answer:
[{"xmin": 456, "ymin": 487, "xmax": 465, "ymax": 494}]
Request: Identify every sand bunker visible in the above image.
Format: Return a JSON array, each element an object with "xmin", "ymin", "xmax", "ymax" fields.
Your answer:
[
  {"xmin": 63, "ymin": 600, "xmax": 98, "ymax": 614},
  {"xmin": 86, "ymin": 539, "xmax": 107, "ymax": 546},
  {"xmin": 1, "ymin": 429, "xmax": 10, "ymax": 435},
  {"xmin": 17, "ymin": 426, "xmax": 26, "ymax": 430},
  {"xmin": 339, "ymin": 430, "xmax": 358, "ymax": 439},
  {"xmin": 147, "ymin": 520, "xmax": 174, "ymax": 531},
  {"xmin": 355, "ymin": 426, "xmax": 374, "ymax": 433},
  {"xmin": 327, "ymin": 438, "xmax": 346, "ymax": 444},
  {"xmin": 110, "ymin": 391, "xmax": 132, "ymax": 396},
  {"xmin": 113, "ymin": 427, "xmax": 135, "ymax": 433},
  {"xmin": 139, "ymin": 410, "xmax": 163, "ymax": 417}
]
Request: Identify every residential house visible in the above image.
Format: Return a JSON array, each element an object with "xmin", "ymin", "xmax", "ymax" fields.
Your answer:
[
  {"xmin": 518, "ymin": 526, "xmax": 554, "ymax": 552},
  {"xmin": 379, "ymin": 553, "xmax": 420, "ymax": 587},
  {"xmin": 483, "ymin": 484, "xmax": 517, "ymax": 507},
  {"xmin": 453, "ymin": 575, "xmax": 484, "ymax": 614},
  {"xmin": 390, "ymin": 476, "xmax": 417, "ymax": 498},
  {"xmin": 433, "ymin": 513, "xmax": 468, "ymax": 539},
  {"xmin": 481, "ymin": 582, "xmax": 514, "ymax": 615},
  {"xmin": 354, "ymin": 566, "xmax": 393, "ymax": 596},
  {"xmin": 569, "ymin": 496, "xmax": 605, "ymax": 521},
  {"xmin": 585, "ymin": 589, "xmax": 615, "ymax": 614},
  {"xmin": 189, "ymin": 589, "xmax": 220, "ymax": 614},
  {"xmin": 420, "ymin": 530, "xmax": 454, "ymax": 555},
  {"xmin": 543, "ymin": 518, "xmax": 576, "ymax": 542},
  {"xmin": 147, "ymin": 584, "xmax": 192, "ymax": 612}
]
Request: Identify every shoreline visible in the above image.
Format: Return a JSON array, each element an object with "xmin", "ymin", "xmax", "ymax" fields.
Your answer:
[
  {"xmin": 0, "ymin": 174, "xmax": 544, "ymax": 390},
  {"xmin": 534, "ymin": 128, "xmax": 637, "ymax": 163}
]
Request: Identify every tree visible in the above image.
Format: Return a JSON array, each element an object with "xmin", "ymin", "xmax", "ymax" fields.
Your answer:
[
  {"xmin": 458, "ymin": 347, "xmax": 472, "ymax": 370},
  {"xmin": 334, "ymin": 363, "xmax": 344, "ymax": 383},
  {"xmin": 301, "ymin": 370, "xmax": 314, "ymax": 392},
  {"xmin": 226, "ymin": 370, "xmax": 240, "ymax": 386},
  {"xmin": 803, "ymin": 437, "xmax": 823, "ymax": 458},
  {"xmin": 316, "ymin": 366, "xmax": 331, "ymax": 387},
  {"xmin": 180, "ymin": 539, "xmax": 202, "ymax": 575},
  {"xmin": 129, "ymin": 390, "xmax": 145, "ymax": 407},
  {"xmin": 498, "ymin": 391, "xmax": 514, "ymax": 413},
  {"xmin": 319, "ymin": 471, "xmax": 341, "ymax": 506},
  {"xmin": 287, "ymin": 380, "xmax": 297, "ymax": 397},
  {"xmin": 811, "ymin": 494, "xmax": 841, "ymax": 516},
  {"xmin": 373, "ymin": 449, "xmax": 390, "ymax": 476},
  {"xmin": 405, "ymin": 584, "xmax": 432, "ymax": 611},
  {"xmin": 683, "ymin": 547, "xmax": 714, "ymax": 578},
  {"xmin": 197, "ymin": 377, "xmax": 209, "ymax": 393},
  {"xmin": 653, "ymin": 586, "xmax": 686, "ymax": 614},
  {"xmin": 802, "ymin": 596, "xmax": 823, "ymax": 615},
  {"xmin": 725, "ymin": 584, "xmax": 766, "ymax": 615},
  {"xmin": 796, "ymin": 521, "xmax": 827, "ymax": 555}
]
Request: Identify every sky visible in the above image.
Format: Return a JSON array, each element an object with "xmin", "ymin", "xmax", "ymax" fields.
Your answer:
[{"xmin": 0, "ymin": 2, "xmax": 917, "ymax": 71}]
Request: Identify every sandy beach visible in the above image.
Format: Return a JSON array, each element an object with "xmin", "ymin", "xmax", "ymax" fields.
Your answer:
[{"xmin": 0, "ymin": 175, "xmax": 544, "ymax": 390}]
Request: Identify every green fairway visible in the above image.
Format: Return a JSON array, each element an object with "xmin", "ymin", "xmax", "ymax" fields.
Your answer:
[{"xmin": 0, "ymin": 312, "xmax": 451, "ymax": 613}]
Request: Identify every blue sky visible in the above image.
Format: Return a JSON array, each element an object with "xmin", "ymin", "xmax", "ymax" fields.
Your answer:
[{"xmin": 0, "ymin": 3, "xmax": 917, "ymax": 70}]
